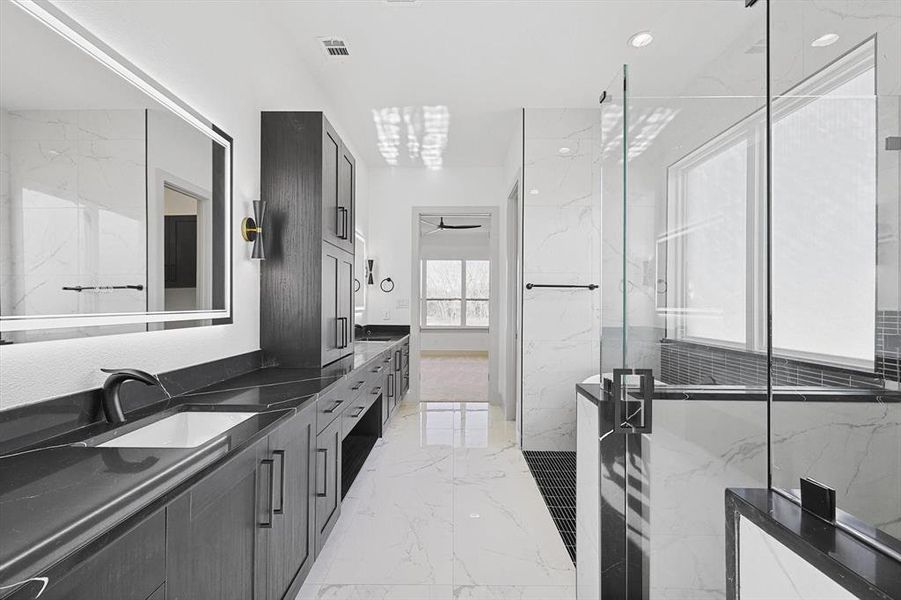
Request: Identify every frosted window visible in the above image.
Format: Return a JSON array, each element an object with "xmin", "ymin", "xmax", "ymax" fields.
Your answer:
[
  {"xmin": 681, "ymin": 139, "xmax": 748, "ymax": 344},
  {"xmin": 772, "ymin": 67, "xmax": 876, "ymax": 363}
]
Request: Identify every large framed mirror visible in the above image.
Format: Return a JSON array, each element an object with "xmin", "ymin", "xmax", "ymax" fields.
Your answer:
[{"xmin": 0, "ymin": 0, "xmax": 232, "ymax": 343}]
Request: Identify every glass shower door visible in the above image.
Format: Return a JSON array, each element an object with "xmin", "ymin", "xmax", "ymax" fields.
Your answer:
[{"xmin": 598, "ymin": 2, "xmax": 769, "ymax": 597}]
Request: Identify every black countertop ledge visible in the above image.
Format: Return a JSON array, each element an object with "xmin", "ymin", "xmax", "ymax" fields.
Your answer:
[
  {"xmin": 0, "ymin": 337, "xmax": 407, "ymax": 592},
  {"xmin": 575, "ymin": 382, "xmax": 901, "ymax": 405}
]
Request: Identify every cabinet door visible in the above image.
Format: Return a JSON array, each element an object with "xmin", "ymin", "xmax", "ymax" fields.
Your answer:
[
  {"xmin": 166, "ymin": 438, "xmax": 269, "ymax": 600},
  {"xmin": 315, "ymin": 416, "xmax": 342, "ymax": 554},
  {"xmin": 335, "ymin": 144, "xmax": 355, "ymax": 254},
  {"xmin": 321, "ymin": 120, "xmax": 342, "ymax": 248},
  {"xmin": 338, "ymin": 251, "xmax": 354, "ymax": 350},
  {"xmin": 15, "ymin": 512, "xmax": 165, "ymax": 600},
  {"xmin": 321, "ymin": 249, "xmax": 342, "ymax": 366},
  {"xmin": 266, "ymin": 407, "xmax": 317, "ymax": 599}
]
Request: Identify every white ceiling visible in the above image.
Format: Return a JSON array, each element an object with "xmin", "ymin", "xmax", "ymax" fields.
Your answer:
[{"xmin": 265, "ymin": 0, "xmax": 762, "ymax": 168}]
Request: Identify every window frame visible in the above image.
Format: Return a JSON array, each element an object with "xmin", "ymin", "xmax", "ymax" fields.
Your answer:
[
  {"xmin": 663, "ymin": 38, "xmax": 877, "ymax": 370},
  {"xmin": 421, "ymin": 258, "xmax": 490, "ymax": 330}
]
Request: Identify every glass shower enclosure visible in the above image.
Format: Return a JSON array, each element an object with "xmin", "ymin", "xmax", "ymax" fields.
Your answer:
[{"xmin": 595, "ymin": 0, "xmax": 900, "ymax": 597}]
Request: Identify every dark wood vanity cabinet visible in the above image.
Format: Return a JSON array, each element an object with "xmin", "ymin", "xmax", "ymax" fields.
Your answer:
[
  {"xmin": 166, "ymin": 437, "xmax": 269, "ymax": 600},
  {"xmin": 314, "ymin": 416, "xmax": 342, "ymax": 554},
  {"xmin": 16, "ymin": 511, "xmax": 166, "ymax": 600},
  {"xmin": 166, "ymin": 406, "xmax": 317, "ymax": 600},
  {"xmin": 261, "ymin": 111, "xmax": 356, "ymax": 368},
  {"xmin": 263, "ymin": 408, "xmax": 317, "ymax": 600}
]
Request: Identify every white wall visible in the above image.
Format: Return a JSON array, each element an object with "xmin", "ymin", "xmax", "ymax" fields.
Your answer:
[
  {"xmin": 0, "ymin": 0, "xmax": 367, "ymax": 409},
  {"xmin": 367, "ymin": 167, "xmax": 505, "ymax": 324}
]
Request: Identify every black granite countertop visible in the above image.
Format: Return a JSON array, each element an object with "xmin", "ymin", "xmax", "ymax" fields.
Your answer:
[
  {"xmin": 726, "ymin": 488, "xmax": 901, "ymax": 600},
  {"xmin": 0, "ymin": 336, "xmax": 408, "ymax": 593}
]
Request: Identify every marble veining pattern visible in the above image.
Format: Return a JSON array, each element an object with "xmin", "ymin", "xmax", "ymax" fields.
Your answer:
[
  {"xmin": 521, "ymin": 108, "xmax": 602, "ymax": 452},
  {"xmin": 297, "ymin": 399, "xmax": 575, "ymax": 600}
]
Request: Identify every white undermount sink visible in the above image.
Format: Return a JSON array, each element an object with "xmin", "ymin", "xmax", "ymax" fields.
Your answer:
[{"xmin": 96, "ymin": 411, "xmax": 257, "ymax": 448}]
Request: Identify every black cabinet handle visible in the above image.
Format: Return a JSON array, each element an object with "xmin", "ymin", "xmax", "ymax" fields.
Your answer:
[
  {"xmin": 349, "ymin": 406, "xmax": 365, "ymax": 418},
  {"xmin": 371, "ymin": 365, "xmax": 383, "ymax": 374},
  {"xmin": 351, "ymin": 380, "xmax": 365, "ymax": 391},
  {"xmin": 343, "ymin": 317, "xmax": 349, "ymax": 348},
  {"xmin": 337, "ymin": 206, "xmax": 349, "ymax": 240},
  {"xmin": 371, "ymin": 386, "xmax": 381, "ymax": 395},
  {"xmin": 387, "ymin": 373, "xmax": 395, "ymax": 398},
  {"xmin": 394, "ymin": 350, "xmax": 401, "ymax": 370},
  {"xmin": 272, "ymin": 450, "xmax": 285, "ymax": 515},
  {"xmin": 260, "ymin": 458, "xmax": 275, "ymax": 528},
  {"xmin": 316, "ymin": 448, "xmax": 328, "ymax": 498},
  {"xmin": 337, "ymin": 316, "xmax": 348, "ymax": 349},
  {"xmin": 323, "ymin": 399, "xmax": 343, "ymax": 414}
]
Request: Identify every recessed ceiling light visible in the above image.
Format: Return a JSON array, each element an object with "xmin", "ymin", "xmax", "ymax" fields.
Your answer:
[
  {"xmin": 529, "ymin": 188, "xmax": 540, "ymax": 195},
  {"xmin": 811, "ymin": 33, "xmax": 839, "ymax": 47},
  {"xmin": 628, "ymin": 31, "xmax": 654, "ymax": 48},
  {"xmin": 558, "ymin": 147, "xmax": 572, "ymax": 155}
]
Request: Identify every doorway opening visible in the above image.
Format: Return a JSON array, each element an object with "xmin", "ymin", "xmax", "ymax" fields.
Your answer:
[{"xmin": 413, "ymin": 212, "xmax": 494, "ymax": 405}]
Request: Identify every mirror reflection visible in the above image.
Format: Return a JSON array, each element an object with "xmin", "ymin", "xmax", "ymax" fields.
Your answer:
[{"xmin": 0, "ymin": 1, "xmax": 229, "ymax": 342}]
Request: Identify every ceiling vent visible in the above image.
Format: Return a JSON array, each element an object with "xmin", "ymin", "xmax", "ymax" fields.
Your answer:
[{"xmin": 320, "ymin": 38, "xmax": 349, "ymax": 57}]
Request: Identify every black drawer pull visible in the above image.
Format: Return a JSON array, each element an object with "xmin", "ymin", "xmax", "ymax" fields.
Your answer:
[
  {"xmin": 351, "ymin": 380, "xmax": 365, "ymax": 391},
  {"xmin": 272, "ymin": 450, "xmax": 285, "ymax": 515},
  {"xmin": 371, "ymin": 386, "xmax": 382, "ymax": 395},
  {"xmin": 316, "ymin": 448, "xmax": 328, "ymax": 497},
  {"xmin": 323, "ymin": 400, "xmax": 343, "ymax": 414},
  {"xmin": 371, "ymin": 365, "xmax": 383, "ymax": 373},
  {"xmin": 260, "ymin": 458, "xmax": 275, "ymax": 528},
  {"xmin": 387, "ymin": 373, "xmax": 395, "ymax": 397},
  {"xmin": 349, "ymin": 406, "xmax": 365, "ymax": 418}
]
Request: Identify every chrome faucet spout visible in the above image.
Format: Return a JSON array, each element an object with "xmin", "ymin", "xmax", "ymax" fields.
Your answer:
[{"xmin": 100, "ymin": 368, "xmax": 160, "ymax": 425}]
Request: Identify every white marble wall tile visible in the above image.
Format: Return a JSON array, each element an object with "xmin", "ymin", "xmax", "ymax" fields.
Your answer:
[
  {"xmin": 739, "ymin": 516, "xmax": 856, "ymax": 600},
  {"xmin": 7, "ymin": 110, "xmax": 79, "ymax": 141},
  {"xmin": 2, "ymin": 109, "xmax": 147, "ymax": 317},
  {"xmin": 77, "ymin": 110, "xmax": 145, "ymax": 141},
  {"xmin": 521, "ymin": 340, "xmax": 598, "ymax": 451},
  {"xmin": 649, "ymin": 533, "xmax": 726, "ymax": 600},
  {"xmin": 522, "ymin": 205, "xmax": 600, "ymax": 278},
  {"xmin": 521, "ymin": 108, "xmax": 602, "ymax": 451},
  {"xmin": 524, "ymin": 109, "xmax": 600, "ymax": 141},
  {"xmin": 521, "ymin": 288, "xmax": 600, "ymax": 343},
  {"xmin": 771, "ymin": 401, "xmax": 901, "ymax": 538}
]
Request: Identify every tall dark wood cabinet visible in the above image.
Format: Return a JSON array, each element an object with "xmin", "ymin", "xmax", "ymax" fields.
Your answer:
[{"xmin": 261, "ymin": 112, "xmax": 356, "ymax": 368}]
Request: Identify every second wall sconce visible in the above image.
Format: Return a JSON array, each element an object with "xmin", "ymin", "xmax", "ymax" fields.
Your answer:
[{"xmin": 241, "ymin": 200, "xmax": 266, "ymax": 260}]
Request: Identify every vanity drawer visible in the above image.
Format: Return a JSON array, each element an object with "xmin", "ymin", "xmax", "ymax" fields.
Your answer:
[{"xmin": 317, "ymin": 382, "xmax": 357, "ymax": 433}]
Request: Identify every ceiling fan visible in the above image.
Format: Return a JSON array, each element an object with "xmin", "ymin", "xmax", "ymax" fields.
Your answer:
[{"xmin": 422, "ymin": 216, "xmax": 483, "ymax": 235}]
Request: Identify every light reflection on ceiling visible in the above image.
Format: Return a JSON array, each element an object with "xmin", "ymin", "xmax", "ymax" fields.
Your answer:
[
  {"xmin": 600, "ymin": 104, "xmax": 679, "ymax": 162},
  {"xmin": 372, "ymin": 105, "xmax": 449, "ymax": 169}
]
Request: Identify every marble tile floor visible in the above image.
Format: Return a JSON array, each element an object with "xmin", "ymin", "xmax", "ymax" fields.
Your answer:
[{"xmin": 297, "ymin": 399, "xmax": 576, "ymax": 600}]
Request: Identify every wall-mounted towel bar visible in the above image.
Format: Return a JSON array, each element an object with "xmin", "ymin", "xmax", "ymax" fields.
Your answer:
[
  {"xmin": 62, "ymin": 285, "xmax": 145, "ymax": 292},
  {"xmin": 525, "ymin": 283, "xmax": 598, "ymax": 290}
]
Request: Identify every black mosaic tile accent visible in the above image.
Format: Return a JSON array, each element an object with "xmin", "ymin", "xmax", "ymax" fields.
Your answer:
[
  {"xmin": 660, "ymin": 339, "xmax": 887, "ymax": 388},
  {"xmin": 523, "ymin": 450, "xmax": 576, "ymax": 564},
  {"xmin": 876, "ymin": 310, "xmax": 901, "ymax": 383}
]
